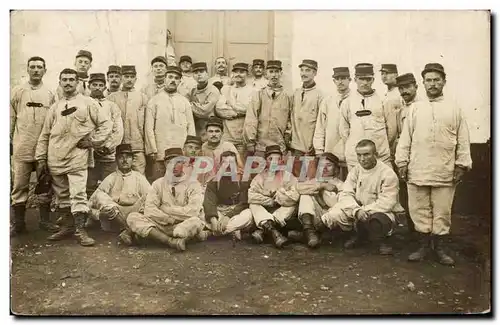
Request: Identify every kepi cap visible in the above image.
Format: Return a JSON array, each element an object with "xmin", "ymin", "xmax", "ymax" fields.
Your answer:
[
  {"xmin": 266, "ymin": 60, "xmax": 282, "ymax": 70},
  {"xmin": 265, "ymin": 145, "xmax": 282, "ymax": 158},
  {"xmin": 321, "ymin": 152, "xmax": 340, "ymax": 166},
  {"xmin": 164, "ymin": 147, "xmax": 184, "ymax": 161},
  {"xmin": 151, "ymin": 56, "xmax": 168, "ymax": 66},
  {"xmin": 184, "ymin": 135, "xmax": 202, "ymax": 146},
  {"xmin": 121, "ymin": 65, "xmax": 137, "ymax": 75},
  {"xmin": 380, "ymin": 64, "xmax": 398, "ymax": 73},
  {"xmin": 298, "ymin": 59, "xmax": 318, "ymax": 71},
  {"xmin": 89, "ymin": 73, "xmax": 106, "ymax": 83},
  {"xmin": 232, "ymin": 62, "xmax": 249, "ymax": 72},
  {"xmin": 332, "ymin": 67, "xmax": 350, "ymax": 78},
  {"xmin": 355, "ymin": 63, "xmax": 374, "ymax": 77},
  {"xmin": 421, "ymin": 63, "xmax": 446, "ymax": 78},
  {"xmin": 191, "ymin": 62, "xmax": 208, "ymax": 72},
  {"xmin": 166, "ymin": 65, "xmax": 182, "ymax": 77},
  {"xmin": 205, "ymin": 116, "xmax": 224, "ymax": 131},
  {"xmin": 179, "ymin": 55, "xmax": 193, "ymax": 64},
  {"xmin": 252, "ymin": 59, "xmax": 265, "ymax": 67},
  {"xmin": 116, "ymin": 144, "xmax": 133, "ymax": 155},
  {"xmin": 107, "ymin": 65, "xmax": 121, "ymax": 75},
  {"xmin": 395, "ymin": 73, "xmax": 417, "ymax": 86},
  {"xmin": 76, "ymin": 50, "xmax": 93, "ymax": 62}
]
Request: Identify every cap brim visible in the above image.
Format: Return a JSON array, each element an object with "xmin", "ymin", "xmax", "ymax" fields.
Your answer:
[
  {"xmin": 232, "ymin": 68, "xmax": 248, "ymax": 72},
  {"xmin": 117, "ymin": 150, "xmax": 133, "ymax": 155},
  {"xmin": 298, "ymin": 64, "xmax": 317, "ymax": 70},
  {"xmin": 421, "ymin": 68, "xmax": 445, "ymax": 76},
  {"xmin": 266, "ymin": 65, "xmax": 282, "ymax": 70},
  {"xmin": 396, "ymin": 80, "xmax": 415, "ymax": 86},
  {"xmin": 164, "ymin": 154, "xmax": 182, "ymax": 161},
  {"xmin": 332, "ymin": 73, "xmax": 350, "ymax": 78}
]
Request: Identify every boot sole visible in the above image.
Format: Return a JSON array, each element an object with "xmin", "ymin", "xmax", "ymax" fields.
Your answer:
[{"xmin": 47, "ymin": 232, "xmax": 74, "ymax": 241}]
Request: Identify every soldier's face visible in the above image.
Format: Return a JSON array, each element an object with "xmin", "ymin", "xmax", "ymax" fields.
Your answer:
[
  {"xmin": 381, "ymin": 71, "xmax": 398, "ymax": 86},
  {"xmin": 322, "ymin": 160, "xmax": 337, "ymax": 178},
  {"xmin": 59, "ymin": 73, "xmax": 78, "ymax": 94},
  {"xmin": 215, "ymin": 58, "xmax": 227, "ymax": 73},
  {"xmin": 183, "ymin": 143, "xmax": 201, "ymax": 157},
  {"xmin": 206, "ymin": 126, "xmax": 223, "ymax": 144},
  {"xmin": 180, "ymin": 61, "xmax": 192, "ymax": 72},
  {"xmin": 89, "ymin": 80, "xmax": 106, "ymax": 92},
  {"xmin": 27, "ymin": 60, "xmax": 46, "ymax": 82},
  {"xmin": 232, "ymin": 69, "xmax": 247, "ymax": 83},
  {"xmin": 356, "ymin": 145, "xmax": 378, "ymax": 170},
  {"xmin": 121, "ymin": 74, "xmax": 137, "ymax": 90},
  {"xmin": 253, "ymin": 64, "xmax": 264, "ymax": 77},
  {"xmin": 152, "ymin": 62, "xmax": 167, "ymax": 78},
  {"xmin": 398, "ymin": 83, "xmax": 418, "ymax": 103},
  {"xmin": 300, "ymin": 66, "xmax": 317, "ymax": 83},
  {"xmin": 266, "ymin": 69, "xmax": 282, "ymax": 86},
  {"xmin": 423, "ymin": 72, "xmax": 446, "ymax": 98},
  {"xmin": 333, "ymin": 76, "xmax": 351, "ymax": 92},
  {"xmin": 193, "ymin": 69, "xmax": 209, "ymax": 83},
  {"xmin": 107, "ymin": 73, "xmax": 122, "ymax": 89},
  {"xmin": 355, "ymin": 76, "xmax": 375, "ymax": 94},
  {"xmin": 117, "ymin": 153, "xmax": 133, "ymax": 172},
  {"xmin": 75, "ymin": 57, "xmax": 91, "ymax": 74},
  {"xmin": 168, "ymin": 159, "xmax": 185, "ymax": 177},
  {"xmin": 165, "ymin": 73, "xmax": 181, "ymax": 92},
  {"xmin": 265, "ymin": 153, "xmax": 282, "ymax": 169}
]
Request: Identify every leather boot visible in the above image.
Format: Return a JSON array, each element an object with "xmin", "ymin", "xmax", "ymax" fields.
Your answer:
[
  {"xmin": 344, "ymin": 222, "xmax": 369, "ymax": 249},
  {"xmin": 261, "ymin": 220, "xmax": 288, "ymax": 248},
  {"xmin": 38, "ymin": 204, "xmax": 59, "ymax": 232},
  {"xmin": 408, "ymin": 232, "xmax": 430, "ymax": 262},
  {"xmin": 300, "ymin": 213, "xmax": 320, "ymax": 248},
  {"xmin": 118, "ymin": 229, "xmax": 134, "ymax": 246},
  {"xmin": 48, "ymin": 208, "xmax": 75, "ymax": 241},
  {"xmin": 433, "ymin": 235, "xmax": 455, "ymax": 266},
  {"xmin": 73, "ymin": 212, "xmax": 95, "ymax": 247},
  {"xmin": 11, "ymin": 204, "xmax": 27, "ymax": 236},
  {"xmin": 164, "ymin": 236, "xmax": 187, "ymax": 251}
]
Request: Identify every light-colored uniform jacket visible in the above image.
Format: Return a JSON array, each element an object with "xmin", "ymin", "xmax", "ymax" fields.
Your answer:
[
  {"xmin": 145, "ymin": 91, "xmax": 196, "ymax": 160},
  {"xmin": 188, "ymin": 83, "xmax": 220, "ymax": 139},
  {"xmin": 313, "ymin": 90, "xmax": 350, "ymax": 161},
  {"xmin": 383, "ymin": 87, "xmax": 403, "ymax": 158},
  {"xmin": 141, "ymin": 81, "xmax": 165, "ymax": 102},
  {"xmin": 290, "ymin": 85, "xmax": 324, "ymax": 154},
  {"xmin": 248, "ymin": 171, "xmax": 300, "ymax": 208},
  {"xmin": 339, "ymin": 90, "xmax": 394, "ymax": 167},
  {"xmin": 244, "ymin": 86, "xmax": 293, "ymax": 153},
  {"xmin": 178, "ymin": 75, "xmax": 197, "ymax": 98},
  {"xmin": 35, "ymin": 93, "xmax": 112, "ymax": 175},
  {"xmin": 395, "ymin": 96, "xmax": 472, "ymax": 187},
  {"xmin": 92, "ymin": 98, "xmax": 124, "ymax": 162},
  {"xmin": 11, "ymin": 82, "xmax": 55, "ymax": 162},
  {"xmin": 107, "ymin": 89, "xmax": 149, "ymax": 152},
  {"xmin": 250, "ymin": 77, "xmax": 268, "ymax": 90},
  {"xmin": 209, "ymin": 75, "xmax": 231, "ymax": 87}
]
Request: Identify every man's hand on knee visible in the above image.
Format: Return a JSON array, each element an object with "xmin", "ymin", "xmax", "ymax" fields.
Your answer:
[{"xmin": 355, "ymin": 208, "xmax": 370, "ymax": 222}]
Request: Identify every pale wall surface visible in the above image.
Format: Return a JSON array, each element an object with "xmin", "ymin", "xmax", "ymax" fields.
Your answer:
[{"xmin": 290, "ymin": 11, "xmax": 490, "ymax": 143}]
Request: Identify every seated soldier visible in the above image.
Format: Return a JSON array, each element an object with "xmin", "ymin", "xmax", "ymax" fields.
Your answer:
[
  {"xmin": 183, "ymin": 134, "xmax": 211, "ymax": 186},
  {"xmin": 290, "ymin": 152, "xmax": 344, "ymax": 248},
  {"xmin": 320, "ymin": 139, "xmax": 400, "ymax": 255},
  {"xmin": 87, "ymin": 144, "xmax": 151, "ymax": 245},
  {"xmin": 127, "ymin": 147, "xmax": 206, "ymax": 251},
  {"xmin": 247, "ymin": 145, "xmax": 300, "ymax": 248},
  {"xmin": 203, "ymin": 151, "xmax": 250, "ymax": 236}
]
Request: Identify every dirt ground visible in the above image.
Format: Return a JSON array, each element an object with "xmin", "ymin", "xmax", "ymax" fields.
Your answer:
[{"xmin": 10, "ymin": 209, "xmax": 491, "ymax": 315}]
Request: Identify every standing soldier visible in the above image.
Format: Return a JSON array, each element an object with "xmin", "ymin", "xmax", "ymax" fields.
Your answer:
[
  {"xmin": 244, "ymin": 60, "xmax": 292, "ymax": 157},
  {"xmin": 145, "ymin": 65, "xmax": 196, "ymax": 181},
  {"xmin": 339, "ymin": 63, "xmax": 394, "ymax": 171},
  {"xmin": 313, "ymin": 67, "xmax": 351, "ymax": 180},
  {"xmin": 380, "ymin": 64, "xmax": 401, "ymax": 161},
  {"xmin": 249, "ymin": 59, "xmax": 268, "ymax": 90},
  {"xmin": 396, "ymin": 63, "xmax": 472, "ymax": 265},
  {"xmin": 178, "ymin": 55, "xmax": 197, "ymax": 98},
  {"xmin": 35, "ymin": 68, "xmax": 112, "ymax": 246},
  {"xmin": 56, "ymin": 50, "xmax": 92, "ymax": 99},
  {"xmin": 104, "ymin": 65, "xmax": 122, "ymax": 97},
  {"xmin": 10, "ymin": 56, "xmax": 58, "ymax": 235},
  {"xmin": 141, "ymin": 56, "xmax": 168, "ymax": 102},
  {"xmin": 215, "ymin": 62, "xmax": 255, "ymax": 158},
  {"xmin": 290, "ymin": 59, "xmax": 324, "ymax": 178},
  {"xmin": 209, "ymin": 57, "xmax": 231, "ymax": 87},
  {"xmin": 86, "ymin": 73, "xmax": 124, "ymax": 197},
  {"xmin": 188, "ymin": 62, "xmax": 220, "ymax": 141},
  {"xmin": 107, "ymin": 65, "xmax": 149, "ymax": 175}
]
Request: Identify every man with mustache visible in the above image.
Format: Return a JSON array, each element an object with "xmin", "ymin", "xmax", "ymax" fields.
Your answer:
[
  {"xmin": 10, "ymin": 56, "xmax": 58, "ymax": 235},
  {"xmin": 141, "ymin": 56, "xmax": 168, "ymax": 102},
  {"xmin": 209, "ymin": 57, "xmax": 231, "ymax": 87},
  {"xmin": 127, "ymin": 147, "xmax": 206, "ymax": 251},
  {"xmin": 249, "ymin": 59, "xmax": 268, "ymax": 90},
  {"xmin": 107, "ymin": 65, "xmax": 149, "ymax": 175},
  {"xmin": 215, "ymin": 62, "xmax": 255, "ymax": 159},
  {"xmin": 87, "ymin": 144, "xmax": 151, "ymax": 245},
  {"xmin": 104, "ymin": 65, "xmax": 122, "ymax": 97},
  {"xmin": 290, "ymin": 59, "xmax": 325, "ymax": 179},
  {"xmin": 35, "ymin": 68, "xmax": 112, "ymax": 246},
  {"xmin": 145, "ymin": 65, "xmax": 196, "ymax": 181},
  {"xmin": 188, "ymin": 62, "xmax": 220, "ymax": 141},
  {"xmin": 339, "ymin": 63, "xmax": 395, "ymax": 171},
  {"xmin": 86, "ymin": 73, "xmax": 124, "ymax": 199},
  {"xmin": 313, "ymin": 67, "xmax": 351, "ymax": 181},
  {"xmin": 244, "ymin": 60, "xmax": 293, "ymax": 158},
  {"xmin": 177, "ymin": 55, "xmax": 197, "ymax": 98},
  {"xmin": 56, "ymin": 50, "xmax": 92, "ymax": 99},
  {"xmin": 321, "ymin": 140, "xmax": 400, "ymax": 255},
  {"xmin": 380, "ymin": 64, "xmax": 401, "ymax": 163},
  {"xmin": 396, "ymin": 63, "xmax": 472, "ymax": 266}
]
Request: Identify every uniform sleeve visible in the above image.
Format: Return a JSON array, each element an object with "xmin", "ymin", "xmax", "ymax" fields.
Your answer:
[
  {"xmin": 362, "ymin": 168, "xmax": 399, "ymax": 214},
  {"xmin": 248, "ymin": 174, "xmax": 275, "ymax": 207},
  {"xmin": 243, "ymin": 90, "xmax": 261, "ymax": 146},
  {"xmin": 186, "ymin": 101, "xmax": 196, "ymax": 136},
  {"xmin": 144, "ymin": 99, "xmax": 157, "ymax": 155},
  {"xmin": 383, "ymin": 98, "xmax": 399, "ymax": 158},
  {"xmin": 137, "ymin": 174, "xmax": 152, "ymax": 197},
  {"xmin": 88, "ymin": 100, "xmax": 113, "ymax": 148},
  {"xmin": 339, "ymin": 99, "xmax": 350, "ymax": 143},
  {"xmin": 203, "ymin": 181, "xmax": 219, "ymax": 221},
  {"xmin": 313, "ymin": 97, "xmax": 328, "ymax": 154},
  {"xmin": 162, "ymin": 182, "xmax": 203, "ymax": 220},
  {"xmin": 455, "ymin": 107, "xmax": 473, "ymax": 170},
  {"xmin": 275, "ymin": 175, "xmax": 300, "ymax": 207},
  {"xmin": 144, "ymin": 182, "xmax": 176, "ymax": 225},
  {"xmin": 10, "ymin": 87, "xmax": 22, "ymax": 141},
  {"xmin": 191, "ymin": 89, "xmax": 220, "ymax": 118},
  {"xmin": 34, "ymin": 103, "xmax": 56, "ymax": 161},
  {"xmin": 230, "ymin": 88, "xmax": 254, "ymax": 116},
  {"xmin": 395, "ymin": 104, "xmax": 415, "ymax": 168},
  {"xmin": 56, "ymin": 85, "xmax": 64, "ymax": 100},
  {"xmin": 109, "ymin": 103, "xmax": 124, "ymax": 149},
  {"xmin": 88, "ymin": 173, "xmax": 117, "ymax": 209},
  {"xmin": 338, "ymin": 166, "xmax": 359, "ymax": 205},
  {"xmin": 285, "ymin": 92, "xmax": 294, "ymax": 138}
]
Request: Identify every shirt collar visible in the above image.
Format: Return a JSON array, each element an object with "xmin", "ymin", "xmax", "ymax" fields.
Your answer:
[
  {"xmin": 27, "ymin": 81, "xmax": 44, "ymax": 90},
  {"xmin": 429, "ymin": 95, "xmax": 444, "ymax": 102}
]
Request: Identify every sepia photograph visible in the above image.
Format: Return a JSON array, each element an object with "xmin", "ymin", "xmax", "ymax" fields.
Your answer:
[{"xmin": 9, "ymin": 9, "xmax": 491, "ymax": 315}]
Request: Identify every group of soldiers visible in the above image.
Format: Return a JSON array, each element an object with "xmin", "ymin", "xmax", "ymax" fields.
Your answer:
[{"xmin": 10, "ymin": 48, "xmax": 472, "ymax": 266}]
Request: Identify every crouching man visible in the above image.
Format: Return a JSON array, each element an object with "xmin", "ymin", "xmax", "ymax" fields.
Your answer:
[
  {"xmin": 203, "ymin": 151, "xmax": 250, "ymax": 236},
  {"xmin": 87, "ymin": 144, "xmax": 151, "ymax": 245},
  {"xmin": 127, "ymin": 148, "xmax": 206, "ymax": 251},
  {"xmin": 248, "ymin": 145, "xmax": 300, "ymax": 248},
  {"xmin": 321, "ymin": 139, "xmax": 400, "ymax": 255},
  {"xmin": 292, "ymin": 152, "xmax": 344, "ymax": 248}
]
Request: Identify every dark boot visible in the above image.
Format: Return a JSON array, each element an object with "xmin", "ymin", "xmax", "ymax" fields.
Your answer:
[
  {"xmin": 261, "ymin": 220, "xmax": 288, "ymax": 248},
  {"xmin": 300, "ymin": 213, "xmax": 320, "ymax": 248},
  {"xmin": 344, "ymin": 222, "xmax": 369, "ymax": 249},
  {"xmin": 38, "ymin": 204, "xmax": 59, "ymax": 232},
  {"xmin": 118, "ymin": 229, "xmax": 134, "ymax": 246},
  {"xmin": 48, "ymin": 208, "xmax": 75, "ymax": 241},
  {"xmin": 433, "ymin": 235, "xmax": 455, "ymax": 266},
  {"xmin": 73, "ymin": 212, "xmax": 95, "ymax": 247},
  {"xmin": 11, "ymin": 204, "xmax": 27, "ymax": 236},
  {"xmin": 287, "ymin": 230, "xmax": 304, "ymax": 242},
  {"xmin": 251, "ymin": 229, "xmax": 264, "ymax": 243},
  {"xmin": 408, "ymin": 232, "xmax": 430, "ymax": 262}
]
